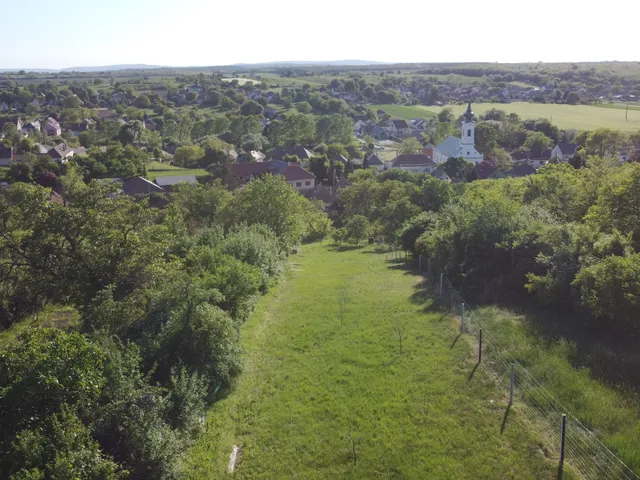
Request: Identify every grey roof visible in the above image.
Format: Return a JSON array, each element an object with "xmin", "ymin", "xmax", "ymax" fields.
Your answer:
[
  {"xmin": 436, "ymin": 136, "xmax": 461, "ymax": 158},
  {"xmin": 392, "ymin": 154, "xmax": 435, "ymax": 167},
  {"xmin": 392, "ymin": 119, "xmax": 409, "ymax": 129},
  {"xmin": 122, "ymin": 176, "xmax": 165, "ymax": 195},
  {"xmin": 431, "ymin": 169, "xmax": 451, "ymax": 181},
  {"xmin": 556, "ymin": 143, "xmax": 578, "ymax": 155},
  {"xmin": 366, "ymin": 153, "xmax": 384, "ymax": 166},
  {"xmin": 155, "ymin": 175, "xmax": 198, "ymax": 186},
  {"xmin": 269, "ymin": 146, "xmax": 314, "ymax": 161},
  {"xmin": 506, "ymin": 163, "xmax": 536, "ymax": 178}
]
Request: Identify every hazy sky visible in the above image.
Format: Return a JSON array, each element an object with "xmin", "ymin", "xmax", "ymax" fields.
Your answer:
[{"xmin": 2, "ymin": 0, "xmax": 638, "ymax": 69}]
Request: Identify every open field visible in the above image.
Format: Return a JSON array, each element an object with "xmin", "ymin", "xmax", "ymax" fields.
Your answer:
[
  {"xmin": 146, "ymin": 161, "xmax": 207, "ymax": 180},
  {"xmin": 594, "ymin": 103, "xmax": 640, "ymax": 112},
  {"xmin": 259, "ymin": 73, "xmax": 328, "ymax": 87},
  {"xmin": 185, "ymin": 244, "xmax": 562, "ymax": 479},
  {"xmin": 370, "ymin": 104, "xmax": 436, "ymax": 120},
  {"xmin": 426, "ymin": 102, "xmax": 640, "ymax": 131},
  {"xmin": 0, "ymin": 305, "xmax": 80, "ymax": 349}
]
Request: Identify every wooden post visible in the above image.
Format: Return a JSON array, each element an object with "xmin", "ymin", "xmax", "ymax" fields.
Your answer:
[
  {"xmin": 448, "ymin": 285, "xmax": 451, "ymax": 312},
  {"xmin": 509, "ymin": 362, "xmax": 515, "ymax": 406},
  {"xmin": 461, "ymin": 304, "xmax": 465, "ymax": 333},
  {"xmin": 419, "ymin": 255, "xmax": 422, "ymax": 273},
  {"xmin": 439, "ymin": 273, "xmax": 443, "ymax": 298},
  {"xmin": 427, "ymin": 258, "xmax": 431, "ymax": 274},
  {"xmin": 478, "ymin": 329, "xmax": 483, "ymax": 363},
  {"xmin": 558, "ymin": 414, "xmax": 567, "ymax": 479}
]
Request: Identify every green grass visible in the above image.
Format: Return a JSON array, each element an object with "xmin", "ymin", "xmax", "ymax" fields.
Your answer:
[
  {"xmin": 0, "ymin": 305, "xmax": 80, "ymax": 349},
  {"xmin": 146, "ymin": 161, "xmax": 208, "ymax": 180},
  {"xmin": 259, "ymin": 73, "xmax": 327, "ymax": 88},
  {"xmin": 370, "ymin": 104, "xmax": 436, "ymax": 120},
  {"xmin": 425, "ymin": 102, "xmax": 640, "ymax": 131},
  {"xmin": 474, "ymin": 305, "xmax": 640, "ymax": 473},
  {"xmin": 593, "ymin": 103, "xmax": 640, "ymax": 112},
  {"xmin": 185, "ymin": 244, "xmax": 562, "ymax": 479}
]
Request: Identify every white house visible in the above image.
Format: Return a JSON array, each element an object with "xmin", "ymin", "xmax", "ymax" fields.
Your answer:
[
  {"xmin": 433, "ymin": 103, "xmax": 484, "ymax": 165},
  {"xmin": 551, "ymin": 143, "xmax": 578, "ymax": 162}
]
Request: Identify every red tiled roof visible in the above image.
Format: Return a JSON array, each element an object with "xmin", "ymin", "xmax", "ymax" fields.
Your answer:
[{"xmin": 283, "ymin": 164, "xmax": 315, "ymax": 181}]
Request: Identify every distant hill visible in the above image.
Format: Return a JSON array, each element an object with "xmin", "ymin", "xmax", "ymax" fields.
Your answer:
[
  {"xmin": 232, "ymin": 60, "xmax": 388, "ymax": 67},
  {"xmin": 61, "ymin": 64, "xmax": 166, "ymax": 72}
]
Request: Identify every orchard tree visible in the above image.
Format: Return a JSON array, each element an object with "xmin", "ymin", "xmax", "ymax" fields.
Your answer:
[
  {"xmin": 343, "ymin": 215, "xmax": 370, "ymax": 245},
  {"xmin": 523, "ymin": 131, "xmax": 554, "ymax": 156},
  {"xmin": 240, "ymin": 100, "xmax": 264, "ymax": 116},
  {"xmin": 399, "ymin": 137, "xmax": 422, "ymax": 154},
  {"xmin": 296, "ymin": 101, "xmax": 312, "ymax": 114}
]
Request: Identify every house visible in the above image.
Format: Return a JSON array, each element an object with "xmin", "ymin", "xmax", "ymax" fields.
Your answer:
[
  {"xmin": 471, "ymin": 161, "xmax": 498, "ymax": 180},
  {"xmin": 551, "ymin": 143, "xmax": 578, "ymax": 162},
  {"xmin": 409, "ymin": 118, "xmax": 427, "ymax": 131},
  {"xmin": 143, "ymin": 115, "xmax": 158, "ymax": 131},
  {"xmin": 268, "ymin": 146, "xmax": 314, "ymax": 162},
  {"xmin": 391, "ymin": 153, "xmax": 436, "ymax": 173},
  {"xmin": 263, "ymin": 106, "xmax": 278, "ymax": 119},
  {"xmin": 354, "ymin": 120, "xmax": 368, "ymax": 136},
  {"xmin": 0, "ymin": 147, "xmax": 14, "ymax": 167},
  {"xmin": 430, "ymin": 169, "xmax": 451, "ymax": 182},
  {"xmin": 155, "ymin": 176, "xmax": 198, "ymax": 190},
  {"xmin": 505, "ymin": 162, "xmax": 537, "ymax": 178},
  {"xmin": 0, "ymin": 102, "xmax": 9, "ymax": 112},
  {"xmin": 111, "ymin": 92, "xmax": 128, "ymax": 104},
  {"xmin": 303, "ymin": 185, "xmax": 338, "ymax": 210},
  {"xmin": 73, "ymin": 146, "xmax": 88, "ymax": 156},
  {"xmin": 433, "ymin": 103, "xmax": 483, "ymax": 165},
  {"xmin": 42, "ymin": 118, "xmax": 62, "ymax": 136},
  {"xmin": 21, "ymin": 120, "xmax": 41, "ymax": 135},
  {"xmin": 48, "ymin": 143, "xmax": 74, "ymax": 163},
  {"xmin": 121, "ymin": 176, "xmax": 166, "ymax": 195},
  {"xmin": 390, "ymin": 119, "xmax": 411, "ymax": 137},
  {"xmin": 34, "ymin": 143, "xmax": 53, "ymax": 155},
  {"xmin": 96, "ymin": 109, "xmax": 119, "ymax": 121},
  {"xmin": 68, "ymin": 118, "xmax": 95, "ymax": 136},
  {"xmin": 0, "ymin": 118, "xmax": 23, "ymax": 136},
  {"xmin": 227, "ymin": 160, "xmax": 315, "ymax": 191},
  {"xmin": 364, "ymin": 153, "xmax": 385, "ymax": 172}
]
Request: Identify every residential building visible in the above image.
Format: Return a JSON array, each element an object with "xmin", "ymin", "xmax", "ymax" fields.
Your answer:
[
  {"xmin": 364, "ymin": 153, "xmax": 385, "ymax": 172},
  {"xmin": 505, "ymin": 162, "xmax": 537, "ymax": 178},
  {"xmin": 227, "ymin": 160, "xmax": 315, "ymax": 192},
  {"xmin": 268, "ymin": 146, "xmax": 314, "ymax": 162},
  {"xmin": 42, "ymin": 117, "xmax": 62, "ymax": 136},
  {"xmin": 21, "ymin": 120, "xmax": 41, "ymax": 135},
  {"xmin": 302, "ymin": 185, "xmax": 338, "ymax": 210},
  {"xmin": 48, "ymin": 143, "xmax": 74, "ymax": 163},
  {"xmin": 68, "ymin": 118, "xmax": 96, "ymax": 136},
  {"xmin": 391, "ymin": 153, "xmax": 437, "ymax": 173},
  {"xmin": 471, "ymin": 161, "xmax": 498, "ymax": 180},
  {"xmin": 551, "ymin": 143, "xmax": 578, "ymax": 162},
  {"xmin": 121, "ymin": 176, "xmax": 166, "ymax": 195},
  {"xmin": 430, "ymin": 169, "xmax": 451, "ymax": 182},
  {"xmin": 390, "ymin": 119, "xmax": 411, "ymax": 137},
  {"xmin": 155, "ymin": 176, "xmax": 198, "ymax": 191},
  {"xmin": 0, "ymin": 147, "xmax": 14, "ymax": 167}
]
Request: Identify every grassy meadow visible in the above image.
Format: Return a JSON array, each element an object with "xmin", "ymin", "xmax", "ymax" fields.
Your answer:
[
  {"xmin": 0, "ymin": 305, "xmax": 80, "ymax": 349},
  {"xmin": 426, "ymin": 102, "xmax": 640, "ymax": 131},
  {"xmin": 185, "ymin": 244, "xmax": 563, "ymax": 479},
  {"xmin": 146, "ymin": 161, "xmax": 207, "ymax": 180},
  {"xmin": 370, "ymin": 104, "xmax": 436, "ymax": 120}
]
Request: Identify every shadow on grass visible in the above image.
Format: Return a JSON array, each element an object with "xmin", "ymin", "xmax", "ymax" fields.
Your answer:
[
  {"xmin": 468, "ymin": 363, "xmax": 480, "ymax": 381},
  {"xmin": 500, "ymin": 404, "xmax": 511, "ymax": 434},
  {"xmin": 327, "ymin": 245, "xmax": 365, "ymax": 252},
  {"xmin": 450, "ymin": 333, "xmax": 462, "ymax": 350}
]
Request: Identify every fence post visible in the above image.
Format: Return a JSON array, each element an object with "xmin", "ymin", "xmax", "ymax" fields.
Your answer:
[
  {"xmin": 448, "ymin": 285, "xmax": 451, "ymax": 312},
  {"xmin": 558, "ymin": 414, "xmax": 567, "ymax": 479},
  {"xmin": 478, "ymin": 329, "xmax": 483, "ymax": 363},
  {"xmin": 427, "ymin": 258, "xmax": 431, "ymax": 274},
  {"xmin": 461, "ymin": 304, "xmax": 465, "ymax": 333},
  {"xmin": 419, "ymin": 255, "xmax": 422, "ymax": 273},
  {"xmin": 509, "ymin": 362, "xmax": 515, "ymax": 406},
  {"xmin": 439, "ymin": 273, "xmax": 443, "ymax": 299}
]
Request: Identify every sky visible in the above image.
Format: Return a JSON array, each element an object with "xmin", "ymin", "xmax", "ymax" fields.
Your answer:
[{"xmin": 2, "ymin": 0, "xmax": 639, "ymax": 69}]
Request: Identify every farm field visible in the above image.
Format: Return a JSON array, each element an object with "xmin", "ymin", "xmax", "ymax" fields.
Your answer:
[
  {"xmin": 425, "ymin": 102, "xmax": 640, "ymax": 131},
  {"xmin": 259, "ymin": 72, "xmax": 329, "ymax": 87},
  {"xmin": 146, "ymin": 161, "xmax": 207, "ymax": 180},
  {"xmin": 185, "ymin": 243, "xmax": 561, "ymax": 480},
  {"xmin": 370, "ymin": 103, "xmax": 436, "ymax": 120}
]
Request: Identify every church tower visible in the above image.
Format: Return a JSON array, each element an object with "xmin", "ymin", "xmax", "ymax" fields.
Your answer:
[{"xmin": 460, "ymin": 102, "xmax": 475, "ymax": 147}]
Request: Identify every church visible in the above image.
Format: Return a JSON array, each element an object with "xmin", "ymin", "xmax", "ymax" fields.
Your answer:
[{"xmin": 432, "ymin": 103, "xmax": 484, "ymax": 164}]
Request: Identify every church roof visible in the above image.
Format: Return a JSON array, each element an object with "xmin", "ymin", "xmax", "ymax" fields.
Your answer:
[
  {"xmin": 464, "ymin": 102, "xmax": 474, "ymax": 122},
  {"xmin": 436, "ymin": 136, "xmax": 461, "ymax": 158}
]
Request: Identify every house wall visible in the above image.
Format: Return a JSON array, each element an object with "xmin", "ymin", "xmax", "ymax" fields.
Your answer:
[
  {"xmin": 551, "ymin": 145, "xmax": 564, "ymax": 161},
  {"xmin": 288, "ymin": 179, "xmax": 315, "ymax": 191}
]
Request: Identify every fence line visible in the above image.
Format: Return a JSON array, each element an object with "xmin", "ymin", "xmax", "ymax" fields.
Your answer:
[{"xmin": 409, "ymin": 253, "xmax": 639, "ymax": 480}]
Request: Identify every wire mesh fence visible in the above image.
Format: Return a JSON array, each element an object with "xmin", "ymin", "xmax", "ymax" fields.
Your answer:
[{"xmin": 413, "ymin": 254, "xmax": 639, "ymax": 480}]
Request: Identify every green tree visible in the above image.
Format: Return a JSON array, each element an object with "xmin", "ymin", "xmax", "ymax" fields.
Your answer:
[
  {"xmin": 343, "ymin": 215, "xmax": 371, "ymax": 245},
  {"xmin": 240, "ymin": 100, "xmax": 264, "ymax": 116},
  {"xmin": 523, "ymin": 131, "xmax": 554, "ymax": 156},
  {"xmin": 440, "ymin": 157, "xmax": 473, "ymax": 180},
  {"xmin": 134, "ymin": 94, "xmax": 151, "ymax": 108},
  {"xmin": 566, "ymin": 92, "xmax": 580, "ymax": 105},
  {"xmin": 309, "ymin": 154, "xmax": 330, "ymax": 181},
  {"xmin": 399, "ymin": 137, "xmax": 422, "ymax": 154},
  {"xmin": 296, "ymin": 101, "xmax": 312, "ymax": 114},
  {"xmin": 315, "ymin": 114, "xmax": 354, "ymax": 144},
  {"xmin": 437, "ymin": 108, "xmax": 454, "ymax": 123},
  {"xmin": 174, "ymin": 145, "xmax": 205, "ymax": 168}
]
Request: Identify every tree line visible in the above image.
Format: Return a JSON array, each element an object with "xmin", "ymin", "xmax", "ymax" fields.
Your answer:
[{"xmin": 0, "ymin": 174, "xmax": 329, "ymax": 479}]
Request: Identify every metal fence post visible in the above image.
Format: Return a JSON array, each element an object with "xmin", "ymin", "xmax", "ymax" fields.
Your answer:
[
  {"xmin": 439, "ymin": 273, "xmax": 443, "ymax": 298},
  {"xmin": 461, "ymin": 304, "xmax": 465, "ymax": 333},
  {"xmin": 558, "ymin": 414, "xmax": 567, "ymax": 479},
  {"xmin": 419, "ymin": 255, "xmax": 422, "ymax": 273},
  {"xmin": 509, "ymin": 362, "xmax": 515, "ymax": 406},
  {"xmin": 478, "ymin": 329, "xmax": 483, "ymax": 363},
  {"xmin": 448, "ymin": 285, "xmax": 451, "ymax": 312},
  {"xmin": 427, "ymin": 258, "xmax": 431, "ymax": 274}
]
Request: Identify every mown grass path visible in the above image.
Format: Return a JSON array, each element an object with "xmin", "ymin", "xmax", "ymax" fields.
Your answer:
[{"xmin": 185, "ymin": 243, "xmax": 558, "ymax": 479}]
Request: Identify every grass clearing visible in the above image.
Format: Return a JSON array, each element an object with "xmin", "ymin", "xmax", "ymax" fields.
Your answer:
[
  {"xmin": 0, "ymin": 305, "xmax": 80, "ymax": 349},
  {"xmin": 370, "ymin": 104, "xmax": 436, "ymax": 120},
  {"xmin": 185, "ymin": 244, "xmax": 562, "ymax": 479},
  {"xmin": 593, "ymin": 103, "xmax": 640, "ymax": 112},
  {"xmin": 146, "ymin": 161, "xmax": 208, "ymax": 180},
  {"xmin": 424, "ymin": 102, "xmax": 640, "ymax": 131}
]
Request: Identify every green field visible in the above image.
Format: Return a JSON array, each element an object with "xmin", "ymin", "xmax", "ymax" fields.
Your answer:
[
  {"xmin": 259, "ymin": 73, "xmax": 328, "ymax": 88},
  {"xmin": 428, "ymin": 102, "xmax": 640, "ymax": 131},
  {"xmin": 370, "ymin": 104, "xmax": 436, "ymax": 120},
  {"xmin": 146, "ymin": 161, "xmax": 207, "ymax": 180},
  {"xmin": 185, "ymin": 244, "xmax": 561, "ymax": 479},
  {"xmin": 594, "ymin": 103, "xmax": 640, "ymax": 112}
]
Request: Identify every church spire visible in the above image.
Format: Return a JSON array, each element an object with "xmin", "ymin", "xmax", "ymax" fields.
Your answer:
[{"xmin": 464, "ymin": 102, "xmax": 474, "ymax": 122}]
